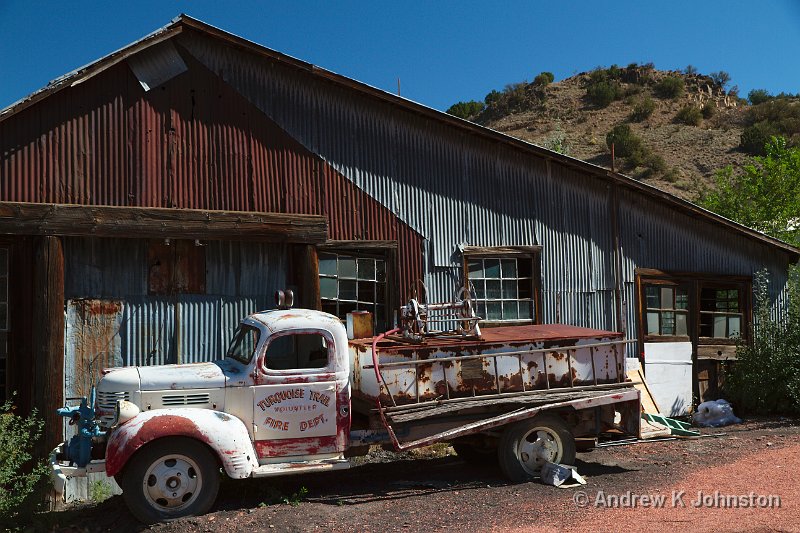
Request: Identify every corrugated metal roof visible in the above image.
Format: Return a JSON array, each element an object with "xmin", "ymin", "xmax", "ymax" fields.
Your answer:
[{"xmin": 1, "ymin": 14, "xmax": 796, "ymax": 259}]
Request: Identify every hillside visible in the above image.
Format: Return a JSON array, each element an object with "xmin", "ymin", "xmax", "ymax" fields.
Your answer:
[{"xmin": 451, "ymin": 65, "xmax": 769, "ymax": 201}]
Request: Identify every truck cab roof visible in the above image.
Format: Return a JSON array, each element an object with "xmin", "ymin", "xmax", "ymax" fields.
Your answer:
[{"xmin": 247, "ymin": 308, "xmax": 346, "ymax": 336}]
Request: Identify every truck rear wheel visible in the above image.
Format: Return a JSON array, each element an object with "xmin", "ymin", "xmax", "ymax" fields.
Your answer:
[
  {"xmin": 120, "ymin": 437, "xmax": 220, "ymax": 524},
  {"xmin": 498, "ymin": 415, "xmax": 575, "ymax": 482}
]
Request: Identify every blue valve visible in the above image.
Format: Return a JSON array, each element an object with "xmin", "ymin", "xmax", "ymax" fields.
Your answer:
[{"xmin": 56, "ymin": 387, "xmax": 105, "ymax": 468}]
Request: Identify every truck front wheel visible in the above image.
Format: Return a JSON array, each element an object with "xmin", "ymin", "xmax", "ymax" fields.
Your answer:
[
  {"xmin": 498, "ymin": 415, "xmax": 576, "ymax": 482},
  {"xmin": 120, "ymin": 437, "xmax": 220, "ymax": 524}
]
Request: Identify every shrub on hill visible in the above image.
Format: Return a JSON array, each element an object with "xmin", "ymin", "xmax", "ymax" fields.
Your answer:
[
  {"xmin": 533, "ymin": 71, "xmax": 554, "ymax": 86},
  {"xmin": 629, "ymin": 96, "xmax": 655, "ymax": 122},
  {"xmin": 701, "ymin": 102, "xmax": 716, "ymax": 119},
  {"xmin": 675, "ymin": 105, "xmax": 703, "ymax": 126},
  {"xmin": 654, "ymin": 76, "xmax": 685, "ymax": 99},
  {"xmin": 748, "ymin": 89, "xmax": 772, "ymax": 105},
  {"xmin": 740, "ymin": 99, "xmax": 800, "ymax": 154},
  {"xmin": 446, "ymin": 100, "xmax": 485, "ymax": 120}
]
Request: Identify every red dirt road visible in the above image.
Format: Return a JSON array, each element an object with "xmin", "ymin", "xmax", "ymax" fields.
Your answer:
[
  {"xmin": 48, "ymin": 419, "xmax": 800, "ymax": 532},
  {"xmin": 515, "ymin": 442, "xmax": 800, "ymax": 533}
]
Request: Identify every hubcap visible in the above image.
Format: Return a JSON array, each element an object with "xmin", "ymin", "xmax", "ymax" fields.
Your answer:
[
  {"xmin": 142, "ymin": 454, "xmax": 202, "ymax": 512},
  {"xmin": 517, "ymin": 427, "xmax": 562, "ymax": 475}
]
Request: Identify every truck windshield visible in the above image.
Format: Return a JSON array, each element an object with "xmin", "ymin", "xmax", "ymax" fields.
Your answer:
[{"xmin": 226, "ymin": 325, "xmax": 261, "ymax": 365}]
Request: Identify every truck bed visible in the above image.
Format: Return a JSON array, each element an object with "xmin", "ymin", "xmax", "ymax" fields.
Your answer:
[{"xmin": 349, "ymin": 323, "xmax": 631, "ymax": 415}]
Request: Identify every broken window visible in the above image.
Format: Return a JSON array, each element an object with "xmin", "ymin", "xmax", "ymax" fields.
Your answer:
[
  {"xmin": 463, "ymin": 249, "xmax": 540, "ymax": 323},
  {"xmin": 319, "ymin": 252, "xmax": 387, "ymax": 328},
  {"xmin": 643, "ymin": 284, "xmax": 690, "ymax": 337},
  {"xmin": 147, "ymin": 240, "xmax": 206, "ymax": 295}
]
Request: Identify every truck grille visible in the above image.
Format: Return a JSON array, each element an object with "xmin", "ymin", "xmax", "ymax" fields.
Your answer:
[
  {"xmin": 96, "ymin": 391, "xmax": 130, "ymax": 411},
  {"xmin": 161, "ymin": 393, "xmax": 211, "ymax": 406},
  {"xmin": 96, "ymin": 391, "xmax": 130, "ymax": 425}
]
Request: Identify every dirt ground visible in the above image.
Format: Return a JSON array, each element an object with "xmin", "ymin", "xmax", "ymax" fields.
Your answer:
[{"xmin": 42, "ymin": 418, "xmax": 800, "ymax": 533}]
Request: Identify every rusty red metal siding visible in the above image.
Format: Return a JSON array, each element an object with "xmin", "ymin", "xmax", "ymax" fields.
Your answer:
[{"xmin": 0, "ymin": 49, "xmax": 422, "ymax": 299}]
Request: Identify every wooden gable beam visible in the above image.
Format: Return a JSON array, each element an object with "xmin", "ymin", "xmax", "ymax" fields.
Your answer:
[{"xmin": 0, "ymin": 202, "xmax": 327, "ymax": 244}]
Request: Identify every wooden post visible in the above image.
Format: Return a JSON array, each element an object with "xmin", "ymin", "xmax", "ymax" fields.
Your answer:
[
  {"xmin": 33, "ymin": 236, "xmax": 65, "ymax": 455},
  {"xmin": 292, "ymin": 244, "xmax": 320, "ymax": 310}
]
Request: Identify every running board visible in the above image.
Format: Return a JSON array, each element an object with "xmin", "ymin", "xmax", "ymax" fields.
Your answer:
[{"xmin": 250, "ymin": 458, "xmax": 350, "ymax": 478}]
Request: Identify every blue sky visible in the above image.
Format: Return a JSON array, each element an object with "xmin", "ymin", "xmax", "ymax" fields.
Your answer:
[{"xmin": 1, "ymin": 1, "xmax": 799, "ymax": 112}]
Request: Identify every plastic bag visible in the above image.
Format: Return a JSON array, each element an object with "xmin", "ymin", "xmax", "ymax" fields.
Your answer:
[{"xmin": 692, "ymin": 399, "xmax": 742, "ymax": 427}]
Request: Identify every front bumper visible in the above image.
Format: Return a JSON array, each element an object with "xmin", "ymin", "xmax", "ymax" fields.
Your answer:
[{"xmin": 49, "ymin": 443, "xmax": 107, "ymax": 497}]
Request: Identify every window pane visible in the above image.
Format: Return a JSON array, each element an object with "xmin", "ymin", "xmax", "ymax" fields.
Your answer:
[
  {"xmin": 358, "ymin": 259, "xmax": 375, "ymax": 280},
  {"xmin": 645, "ymin": 286, "xmax": 659, "ymax": 308},
  {"xmin": 517, "ymin": 258, "xmax": 532, "ymax": 278},
  {"xmin": 321, "ymin": 300, "xmax": 337, "ymax": 316},
  {"xmin": 661, "ymin": 311, "xmax": 675, "ymax": 335},
  {"xmin": 646, "ymin": 312, "xmax": 659, "ymax": 334},
  {"xmin": 486, "ymin": 280, "xmax": 501, "ymax": 299},
  {"xmin": 476, "ymin": 301, "xmax": 486, "ymax": 319},
  {"xmin": 503, "ymin": 301, "xmax": 518, "ymax": 320},
  {"xmin": 320, "ymin": 277, "xmax": 337, "ymax": 299},
  {"xmin": 468, "ymin": 260, "xmax": 483, "ymax": 277},
  {"xmin": 500, "ymin": 259, "xmax": 517, "ymax": 279},
  {"xmin": 660, "ymin": 287, "xmax": 674, "ymax": 308},
  {"xmin": 518, "ymin": 278, "xmax": 532, "ymax": 299},
  {"xmin": 0, "ymin": 281, "xmax": 6, "ymax": 301},
  {"xmin": 518, "ymin": 301, "xmax": 532, "ymax": 320},
  {"xmin": 473, "ymin": 280, "xmax": 486, "ymax": 299},
  {"xmin": 339, "ymin": 301, "xmax": 357, "ymax": 316},
  {"xmin": 713, "ymin": 315, "xmax": 727, "ymax": 338},
  {"xmin": 728, "ymin": 316, "xmax": 741, "ymax": 337},
  {"xmin": 676, "ymin": 289, "xmax": 689, "ymax": 310},
  {"xmin": 375, "ymin": 282, "xmax": 386, "ymax": 305},
  {"xmin": 319, "ymin": 255, "xmax": 337, "ymax": 276},
  {"xmin": 484, "ymin": 259, "xmax": 501, "ymax": 279},
  {"xmin": 338, "ymin": 257, "xmax": 356, "ymax": 278},
  {"xmin": 376, "ymin": 260, "xmax": 386, "ymax": 282},
  {"xmin": 486, "ymin": 302, "xmax": 502, "ymax": 320},
  {"xmin": 502, "ymin": 280, "xmax": 517, "ymax": 299},
  {"xmin": 676, "ymin": 313, "xmax": 688, "ymax": 336},
  {"xmin": 357, "ymin": 280, "xmax": 375, "ymax": 303},
  {"xmin": 339, "ymin": 280, "xmax": 357, "ymax": 301}
]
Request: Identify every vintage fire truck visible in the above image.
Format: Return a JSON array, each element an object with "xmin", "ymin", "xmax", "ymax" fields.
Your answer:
[{"xmin": 51, "ymin": 290, "xmax": 640, "ymax": 523}]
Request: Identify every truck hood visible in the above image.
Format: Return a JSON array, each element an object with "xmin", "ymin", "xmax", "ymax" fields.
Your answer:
[{"xmin": 137, "ymin": 362, "xmax": 226, "ymax": 390}]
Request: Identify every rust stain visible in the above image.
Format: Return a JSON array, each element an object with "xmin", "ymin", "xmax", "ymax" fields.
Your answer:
[{"xmin": 107, "ymin": 415, "xmax": 203, "ymax": 476}]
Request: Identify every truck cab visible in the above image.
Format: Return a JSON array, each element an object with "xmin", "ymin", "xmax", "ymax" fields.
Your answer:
[{"xmin": 56, "ymin": 307, "xmax": 353, "ymax": 524}]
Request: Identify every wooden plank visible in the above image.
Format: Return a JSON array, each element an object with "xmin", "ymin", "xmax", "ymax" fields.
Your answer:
[
  {"xmin": 32, "ymin": 236, "xmax": 65, "ymax": 454},
  {"xmin": 0, "ymin": 201, "xmax": 327, "ymax": 244},
  {"xmin": 626, "ymin": 367, "xmax": 661, "ymax": 415},
  {"xmin": 318, "ymin": 240, "xmax": 398, "ymax": 250},
  {"xmin": 462, "ymin": 245, "xmax": 542, "ymax": 257},
  {"xmin": 697, "ymin": 344, "xmax": 738, "ymax": 360}
]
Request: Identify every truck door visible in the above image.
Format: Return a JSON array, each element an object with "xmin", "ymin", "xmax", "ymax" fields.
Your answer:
[{"xmin": 252, "ymin": 329, "xmax": 349, "ymax": 460}]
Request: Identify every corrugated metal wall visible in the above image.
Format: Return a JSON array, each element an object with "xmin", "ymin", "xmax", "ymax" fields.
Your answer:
[
  {"xmin": 0, "ymin": 48, "xmax": 423, "ymax": 295},
  {"xmin": 63, "ymin": 238, "xmax": 285, "ymax": 393},
  {"xmin": 179, "ymin": 29, "xmax": 793, "ymax": 339}
]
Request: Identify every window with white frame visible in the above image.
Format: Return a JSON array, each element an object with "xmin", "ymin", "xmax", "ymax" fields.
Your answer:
[
  {"xmin": 644, "ymin": 284, "xmax": 690, "ymax": 337},
  {"xmin": 319, "ymin": 252, "xmax": 387, "ymax": 327},
  {"xmin": 465, "ymin": 255, "xmax": 536, "ymax": 322}
]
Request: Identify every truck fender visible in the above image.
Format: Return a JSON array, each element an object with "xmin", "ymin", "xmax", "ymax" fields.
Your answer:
[{"xmin": 106, "ymin": 408, "xmax": 259, "ymax": 479}]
